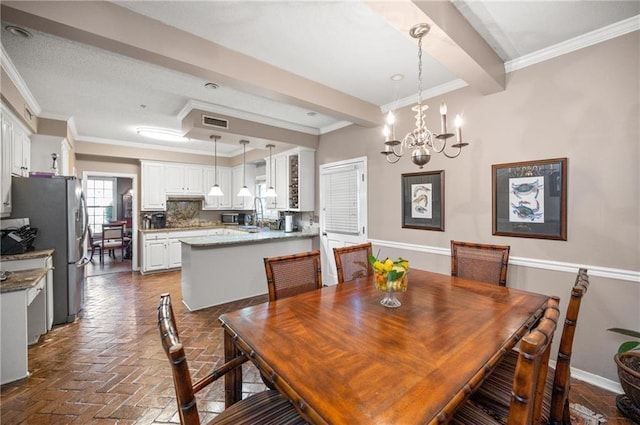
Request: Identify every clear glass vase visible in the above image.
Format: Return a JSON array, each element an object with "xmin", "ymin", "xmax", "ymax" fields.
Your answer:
[{"xmin": 380, "ymin": 286, "xmax": 402, "ymax": 308}]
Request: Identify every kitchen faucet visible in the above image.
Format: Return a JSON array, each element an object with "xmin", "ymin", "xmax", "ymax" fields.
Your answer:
[{"xmin": 253, "ymin": 197, "xmax": 264, "ymax": 227}]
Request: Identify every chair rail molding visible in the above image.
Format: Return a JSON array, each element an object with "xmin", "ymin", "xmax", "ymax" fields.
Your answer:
[{"xmin": 368, "ymin": 239, "xmax": 640, "ymax": 284}]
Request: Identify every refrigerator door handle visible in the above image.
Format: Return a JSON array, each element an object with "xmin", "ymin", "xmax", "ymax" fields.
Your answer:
[
  {"xmin": 76, "ymin": 257, "xmax": 91, "ymax": 267},
  {"xmin": 79, "ymin": 191, "xmax": 89, "ymax": 245}
]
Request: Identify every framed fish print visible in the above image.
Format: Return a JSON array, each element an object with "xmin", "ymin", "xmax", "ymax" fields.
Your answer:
[
  {"xmin": 401, "ymin": 170, "xmax": 444, "ymax": 231},
  {"xmin": 492, "ymin": 158, "xmax": 567, "ymax": 240}
]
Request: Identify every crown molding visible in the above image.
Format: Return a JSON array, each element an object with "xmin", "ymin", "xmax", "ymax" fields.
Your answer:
[
  {"xmin": 506, "ymin": 15, "xmax": 640, "ymax": 73},
  {"xmin": 0, "ymin": 45, "xmax": 41, "ymax": 116}
]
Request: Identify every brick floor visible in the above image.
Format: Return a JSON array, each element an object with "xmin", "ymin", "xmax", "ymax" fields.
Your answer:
[{"xmin": 0, "ymin": 269, "xmax": 633, "ymax": 424}]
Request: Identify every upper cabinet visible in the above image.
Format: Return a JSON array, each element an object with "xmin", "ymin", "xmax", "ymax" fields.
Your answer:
[
  {"xmin": 141, "ymin": 161, "xmax": 166, "ymax": 211},
  {"xmin": 165, "ymin": 164, "xmax": 204, "ymax": 195},
  {"xmin": 1, "ymin": 105, "xmax": 34, "ymax": 217},
  {"xmin": 141, "ymin": 160, "xmax": 256, "ymax": 211},
  {"xmin": 203, "ymin": 166, "xmax": 232, "ymax": 210},
  {"xmin": 265, "ymin": 148, "xmax": 315, "ymax": 211},
  {"xmin": 231, "ymin": 164, "xmax": 256, "ymax": 210},
  {"xmin": 1, "ymin": 111, "xmax": 13, "ymax": 216}
]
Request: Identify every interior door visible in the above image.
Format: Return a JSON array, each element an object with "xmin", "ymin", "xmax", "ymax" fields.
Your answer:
[{"xmin": 319, "ymin": 157, "xmax": 367, "ymax": 285}]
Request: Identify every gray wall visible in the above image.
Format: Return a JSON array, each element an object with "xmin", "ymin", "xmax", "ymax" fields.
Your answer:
[{"xmin": 317, "ymin": 32, "xmax": 639, "ymax": 386}]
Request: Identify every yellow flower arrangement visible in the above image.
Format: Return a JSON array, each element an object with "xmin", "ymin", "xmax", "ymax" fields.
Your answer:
[{"xmin": 368, "ymin": 255, "xmax": 409, "ymax": 292}]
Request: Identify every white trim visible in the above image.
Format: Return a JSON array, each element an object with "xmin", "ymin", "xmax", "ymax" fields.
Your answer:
[
  {"xmin": 368, "ymin": 239, "xmax": 640, "ymax": 284},
  {"xmin": 78, "ymin": 136, "xmax": 226, "ymax": 157},
  {"xmin": 319, "ymin": 120, "xmax": 352, "ymax": 135},
  {"xmin": 0, "ymin": 46, "xmax": 41, "ymax": 116},
  {"xmin": 505, "ymin": 15, "xmax": 640, "ymax": 73},
  {"xmin": 549, "ymin": 359, "xmax": 624, "ymax": 394},
  {"xmin": 82, "ymin": 170, "xmax": 139, "ymax": 272}
]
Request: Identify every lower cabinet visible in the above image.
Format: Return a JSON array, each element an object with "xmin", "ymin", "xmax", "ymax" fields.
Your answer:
[{"xmin": 141, "ymin": 230, "xmax": 207, "ymax": 274}]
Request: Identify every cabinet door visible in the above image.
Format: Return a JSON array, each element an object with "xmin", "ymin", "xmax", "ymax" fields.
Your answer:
[
  {"xmin": 141, "ymin": 162, "xmax": 166, "ymax": 210},
  {"xmin": 203, "ymin": 166, "xmax": 220, "ymax": 209},
  {"xmin": 168, "ymin": 238, "xmax": 182, "ymax": 268},
  {"xmin": 218, "ymin": 167, "xmax": 232, "ymax": 208},
  {"xmin": 274, "ymin": 156, "xmax": 288, "ymax": 209},
  {"xmin": 21, "ymin": 133, "xmax": 30, "ymax": 176},
  {"xmin": 295, "ymin": 150, "xmax": 315, "ymax": 211},
  {"xmin": 1, "ymin": 114, "xmax": 12, "ymax": 214},
  {"xmin": 231, "ymin": 166, "xmax": 246, "ymax": 209},
  {"xmin": 10, "ymin": 122, "xmax": 23, "ymax": 176},
  {"xmin": 183, "ymin": 165, "xmax": 203, "ymax": 194},
  {"xmin": 144, "ymin": 239, "xmax": 167, "ymax": 271},
  {"xmin": 164, "ymin": 164, "xmax": 185, "ymax": 194}
]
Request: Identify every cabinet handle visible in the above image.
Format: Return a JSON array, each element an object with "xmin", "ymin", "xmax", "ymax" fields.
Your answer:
[{"xmin": 3, "ymin": 202, "xmax": 9, "ymax": 206}]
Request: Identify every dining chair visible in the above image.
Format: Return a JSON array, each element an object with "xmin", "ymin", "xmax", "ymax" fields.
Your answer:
[
  {"xmin": 450, "ymin": 240, "xmax": 511, "ymax": 286},
  {"xmin": 157, "ymin": 293, "xmax": 305, "ymax": 425},
  {"xmin": 467, "ymin": 269, "xmax": 590, "ymax": 425},
  {"xmin": 333, "ymin": 242, "xmax": 373, "ymax": 283},
  {"xmin": 100, "ymin": 224, "xmax": 125, "ymax": 262},
  {"xmin": 264, "ymin": 250, "xmax": 322, "ymax": 301},
  {"xmin": 452, "ymin": 296, "xmax": 561, "ymax": 425},
  {"xmin": 88, "ymin": 226, "xmax": 102, "ymax": 263}
]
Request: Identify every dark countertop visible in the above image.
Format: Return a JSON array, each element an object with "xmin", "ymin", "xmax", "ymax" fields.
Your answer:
[
  {"xmin": 1, "ymin": 249, "xmax": 55, "ymax": 261},
  {"xmin": 0, "ymin": 268, "xmax": 47, "ymax": 293}
]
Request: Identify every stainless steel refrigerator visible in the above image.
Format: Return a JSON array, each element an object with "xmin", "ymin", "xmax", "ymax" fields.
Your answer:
[{"xmin": 10, "ymin": 176, "xmax": 89, "ymax": 325}]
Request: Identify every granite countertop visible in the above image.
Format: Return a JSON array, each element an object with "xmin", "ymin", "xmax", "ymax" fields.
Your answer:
[
  {"xmin": 139, "ymin": 224, "xmax": 231, "ymax": 233},
  {"xmin": 180, "ymin": 229, "xmax": 319, "ymax": 247},
  {"xmin": 1, "ymin": 249, "xmax": 55, "ymax": 261},
  {"xmin": 0, "ymin": 268, "xmax": 47, "ymax": 293}
]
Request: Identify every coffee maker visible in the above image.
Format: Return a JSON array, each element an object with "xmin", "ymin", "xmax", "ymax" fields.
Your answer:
[{"xmin": 151, "ymin": 213, "xmax": 166, "ymax": 229}]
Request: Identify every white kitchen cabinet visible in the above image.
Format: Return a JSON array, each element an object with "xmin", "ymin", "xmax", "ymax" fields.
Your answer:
[
  {"xmin": 165, "ymin": 163, "xmax": 204, "ymax": 195},
  {"xmin": 2, "ymin": 253, "xmax": 54, "ymax": 332},
  {"xmin": 168, "ymin": 238, "xmax": 182, "ymax": 268},
  {"xmin": 203, "ymin": 166, "xmax": 232, "ymax": 209},
  {"xmin": 265, "ymin": 148, "xmax": 314, "ymax": 211},
  {"xmin": 11, "ymin": 124, "xmax": 30, "ymax": 177},
  {"xmin": 231, "ymin": 164, "xmax": 256, "ymax": 210},
  {"xmin": 266, "ymin": 154, "xmax": 288, "ymax": 209},
  {"xmin": 141, "ymin": 229, "xmax": 207, "ymax": 273},
  {"xmin": 1, "ymin": 270, "xmax": 47, "ymax": 384},
  {"xmin": 1, "ymin": 111, "xmax": 13, "ymax": 215},
  {"xmin": 141, "ymin": 161, "xmax": 166, "ymax": 211}
]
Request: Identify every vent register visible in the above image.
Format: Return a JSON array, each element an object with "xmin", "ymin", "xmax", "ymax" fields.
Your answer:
[{"xmin": 202, "ymin": 115, "xmax": 229, "ymax": 129}]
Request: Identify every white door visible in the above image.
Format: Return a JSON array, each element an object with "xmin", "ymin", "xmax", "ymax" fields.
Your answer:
[{"xmin": 319, "ymin": 157, "xmax": 367, "ymax": 285}]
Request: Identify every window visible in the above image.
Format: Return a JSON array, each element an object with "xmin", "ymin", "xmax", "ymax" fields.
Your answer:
[{"xmin": 86, "ymin": 177, "xmax": 116, "ymax": 234}]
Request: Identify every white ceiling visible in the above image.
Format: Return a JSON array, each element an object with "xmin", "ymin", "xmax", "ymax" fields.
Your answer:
[{"xmin": 1, "ymin": 1, "xmax": 638, "ymax": 158}]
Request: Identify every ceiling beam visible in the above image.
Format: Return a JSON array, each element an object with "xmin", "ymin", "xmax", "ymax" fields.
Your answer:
[
  {"xmin": 1, "ymin": 1, "xmax": 383, "ymax": 127},
  {"xmin": 366, "ymin": 0, "xmax": 505, "ymax": 95}
]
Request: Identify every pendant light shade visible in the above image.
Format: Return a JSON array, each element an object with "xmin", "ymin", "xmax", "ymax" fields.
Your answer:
[
  {"xmin": 208, "ymin": 135, "xmax": 224, "ymax": 197},
  {"xmin": 237, "ymin": 140, "xmax": 252, "ymax": 197},
  {"xmin": 265, "ymin": 143, "xmax": 277, "ymax": 197}
]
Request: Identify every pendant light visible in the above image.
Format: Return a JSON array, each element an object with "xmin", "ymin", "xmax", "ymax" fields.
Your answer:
[
  {"xmin": 208, "ymin": 135, "xmax": 224, "ymax": 197},
  {"xmin": 265, "ymin": 144, "xmax": 277, "ymax": 197},
  {"xmin": 237, "ymin": 140, "xmax": 252, "ymax": 197}
]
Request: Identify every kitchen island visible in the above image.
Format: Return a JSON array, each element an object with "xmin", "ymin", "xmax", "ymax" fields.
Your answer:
[{"xmin": 180, "ymin": 229, "xmax": 318, "ymax": 311}]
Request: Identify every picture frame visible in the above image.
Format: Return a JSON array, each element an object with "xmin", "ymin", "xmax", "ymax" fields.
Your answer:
[
  {"xmin": 401, "ymin": 170, "xmax": 444, "ymax": 231},
  {"xmin": 492, "ymin": 158, "xmax": 567, "ymax": 240}
]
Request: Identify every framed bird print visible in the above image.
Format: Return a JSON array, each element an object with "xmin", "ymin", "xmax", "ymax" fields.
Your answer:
[
  {"xmin": 492, "ymin": 158, "xmax": 567, "ymax": 240},
  {"xmin": 401, "ymin": 170, "xmax": 445, "ymax": 231}
]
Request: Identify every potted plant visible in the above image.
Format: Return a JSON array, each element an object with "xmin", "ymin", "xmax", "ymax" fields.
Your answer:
[{"xmin": 608, "ymin": 327, "xmax": 640, "ymax": 424}]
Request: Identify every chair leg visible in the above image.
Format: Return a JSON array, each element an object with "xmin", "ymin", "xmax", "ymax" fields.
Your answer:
[{"xmin": 89, "ymin": 246, "xmax": 95, "ymax": 262}]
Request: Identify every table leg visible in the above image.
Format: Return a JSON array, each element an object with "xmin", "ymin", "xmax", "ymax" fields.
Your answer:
[{"xmin": 223, "ymin": 329, "xmax": 243, "ymax": 407}]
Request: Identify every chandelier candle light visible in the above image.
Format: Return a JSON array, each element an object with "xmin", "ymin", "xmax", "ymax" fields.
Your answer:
[{"xmin": 382, "ymin": 23, "xmax": 468, "ymax": 168}]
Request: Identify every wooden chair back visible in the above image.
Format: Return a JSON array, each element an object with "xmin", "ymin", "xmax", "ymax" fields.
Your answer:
[
  {"xmin": 549, "ymin": 268, "xmax": 589, "ymax": 424},
  {"xmin": 451, "ymin": 240, "xmax": 510, "ymax": 286},
  {"xmin": 333, "ymin": 242, "xmax": 373, "ymax": 283},
  {"xmin": 158, "ymin": 294, "xmax": 305, "ymax": 425},
  {"xmin": 465, "ymin": 268, "xmax": 590, "ymax": 425},
  {"xmin": 508, "ymin": 296, "xmax": 560, "ymax": 425},
  {"xmin": 264, "ymin": 251, "xmax": 322, "ymax": 301}
]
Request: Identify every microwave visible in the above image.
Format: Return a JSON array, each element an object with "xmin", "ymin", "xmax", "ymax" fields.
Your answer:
[{"xmin": 221, "ymin": 213, "xmax": 239, "ymax": 224}]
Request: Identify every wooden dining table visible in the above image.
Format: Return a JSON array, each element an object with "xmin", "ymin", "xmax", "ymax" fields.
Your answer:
[{"xmin": 218, "ymin": 269, "xmax": 550, "ymax": 425}]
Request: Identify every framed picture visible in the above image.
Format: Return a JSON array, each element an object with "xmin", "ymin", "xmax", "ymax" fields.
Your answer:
[
  {"xmin": 401, "ymin": 170, "xmax": 444, "ymax": 231},
  {"xmin": 492, "ymin": 158, "xmax": 567, "ymax": 240}
]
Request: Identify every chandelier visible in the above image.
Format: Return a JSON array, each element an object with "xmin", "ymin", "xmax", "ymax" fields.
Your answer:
[{"xmin": 381, "ymin": 23, "xmax": 467, "ymax": 168}]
